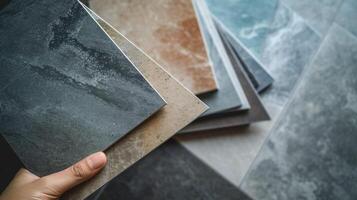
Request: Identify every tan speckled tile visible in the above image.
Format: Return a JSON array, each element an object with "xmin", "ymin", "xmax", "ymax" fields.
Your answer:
[
  {"xmin": 88, "ymin": 0, "xmax": 217, "ymax": 95},
  {"xmin": 63, "ymin": 6, "xmax": 208, "ymax": 200}
]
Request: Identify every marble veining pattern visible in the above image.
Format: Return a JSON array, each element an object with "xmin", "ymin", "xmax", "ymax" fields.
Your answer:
[
  {"xmin": 205, "ymin": 0, "xmax": 321, "ymax": 106},
  {"xmin": 0, "ymin": 0, "xmax": 164, "ymax": 176},
  {"xmin": 281, "ymin": 0, "xmax": 344, "ymax": 36},
  {"xmin": 89, "ymin": 0, "xmax": 217, "ymax": 95},
  {"xmin": 241, "ymin": 24, "xmax": 357, "ymax": 200}
]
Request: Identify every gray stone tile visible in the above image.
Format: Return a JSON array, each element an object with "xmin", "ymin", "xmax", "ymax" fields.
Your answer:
[
  {"xmin": 281, "ymin": 0, "xmax": 344, "ymax": 36},
  {"xmin": 193, "ymin": 1, "xmax": 242, "ymax": 116},
  {"xmin": 0, "ymin": 0, "xmax": 164, "ymax": 176},
  {"xmin": 335, "ymin": 0, "xmax": 357, "ymax": 38},
  {"xmin": 241, "ymin": 24, "xmax": 357, "ymax": 200},
  {"xmin": 205, "ymin": 0, "xmax": 321, "ymax": 106},
  {"xmin": 87, "ymin": 140, "xmax": 252, "ymax": 200}
]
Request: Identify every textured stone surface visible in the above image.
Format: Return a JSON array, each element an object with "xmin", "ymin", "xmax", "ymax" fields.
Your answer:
[
  {"xmin": 241, "ymin": 24, "xmax": 357, "ymax": 200},
  {"xmin": 205, "ymin": 0, "xmax": 321, "ymax": 106},
  {"xmin": 335, "ymin": 0, "xmax": 357, "ymax": 37},
  {"xmin": 281, "ymin": 0, "xmax": 343, "ymax": 36},
  {"xmin": 89, "ymin": 0, "xmax": 217, "ymax": 95},
  {"xmin": 87, "ymin": 140, "xmax": 252, "ymax": 200},
  {"xmin": 62, "ymin": 8, "xmax": 207, "ymax": 200},
  {"xmin": 0, "ymin": 0, "xmax": 164, "ymax": 176}
]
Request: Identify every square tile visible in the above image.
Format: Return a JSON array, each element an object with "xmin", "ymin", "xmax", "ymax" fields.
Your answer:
[{"xmin": 0, "ymin": 0, "xmax": 165, "ymax": 176}]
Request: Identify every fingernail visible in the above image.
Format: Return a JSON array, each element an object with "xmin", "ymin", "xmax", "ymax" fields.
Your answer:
[{"xmin": 87, "ymin": 152, "xmax": 107, "ymax": 170}]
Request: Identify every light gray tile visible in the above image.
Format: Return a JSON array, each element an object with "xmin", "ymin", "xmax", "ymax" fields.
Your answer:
[
  {"xmin": 0, "ymin": 0, "xmax": 164, "ymax": 176},
  {"xmin": 281, "ymin": 0, "xmax": 344, "ymax": 36},
  {"xmin": 335, "ymin": 0, "xmax": 357, "ymax": 37},
  {"xmin": 241, "ymin": 24, "xmax": 357, "ymax": 200}
]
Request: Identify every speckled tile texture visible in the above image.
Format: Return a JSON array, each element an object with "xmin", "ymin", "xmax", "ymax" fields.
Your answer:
[
  {"xmin": 0, "ymin": 0, "xmax": 164, "ymax": 176},
  {"xmin": 86, "ymin": 140, "xmax": 253, "ymax": 200},
  {"xmin": 88, "ymin": 0, "xmax": 217, "ymax": 95},
  {"xmin": 241, "ymin": 24, "xmax": 357, "ymax": 200},
  {"xmin": 62, "ymin": 8, "xmax": 207, "ymax": 200}
]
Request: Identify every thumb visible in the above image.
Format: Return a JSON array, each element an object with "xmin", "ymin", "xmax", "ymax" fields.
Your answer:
[{"xmin": 37, "ymin": 152, "xmax": 107, "ymax": 196}]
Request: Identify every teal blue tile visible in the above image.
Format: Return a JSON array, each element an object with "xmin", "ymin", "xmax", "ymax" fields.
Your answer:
[
  {"xmin": 241, "ymin": 24, "xmax": 357, "ymax": 200},
  {"xmin": 206, "ymin": 0, "xmax": 321, "ymax": 106}
]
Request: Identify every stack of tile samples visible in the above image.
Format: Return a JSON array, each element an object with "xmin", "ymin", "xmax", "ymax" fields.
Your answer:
[{"xmin": 0, "ymin": 0, "xmax": 281, "ymax": 199}]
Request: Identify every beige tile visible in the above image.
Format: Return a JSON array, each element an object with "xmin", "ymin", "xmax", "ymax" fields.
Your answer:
[
  {"xmin": 88, "ymin": 0, "xmax": 217, "ymax": 95},
  {"xmin": 63, "ymin": 9, "xmax": 207, "ymax": 200}
]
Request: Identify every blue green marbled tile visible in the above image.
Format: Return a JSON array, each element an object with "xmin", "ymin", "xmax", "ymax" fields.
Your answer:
[
  {"xmin": 0, "ymin": 0, "xmax": 165, "ymax": 176},
  {"xmin": 205, "ymin": 0, "xmax": 321, "ymax": 106},
  {"xmin": 281, "ymin": 0, "xmax": 343, "ymax": 36},
  {"xmin": 335, "ymin": 0, "xmax": 357, "ymax": 38},
  {"xmin": 241, "ymin": 24, "xmax": 357, "ymax": 200}
]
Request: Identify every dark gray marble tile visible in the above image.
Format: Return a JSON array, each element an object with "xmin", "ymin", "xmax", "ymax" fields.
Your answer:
[
  {"xmin": 241, "ymin": 24, "xmax": 357, "ymax": 200},
  {"xmin": 194, "ymin": 0, "xmax": 242, "ymax": 116},
  {"xmin": 216, "ymin": 22, "xmax": 274, "ymax": 93},
  {"xmin": 335, "ymin": 0, "xmax": 357, "ymax": 38},
  {"xmin": 205, "ymin": 0, "xmax": 321, "ymax": 106},
  {"xmin": 86, "ymin": 139, "xmax": 252, "ymax": 200},
  {"xmin": 0, "ymin": 0, "xmax": 165, "ymax": 176},
  {"xmin": 281, "ymin": 0, "xmax": 343, "ymax": 36}
]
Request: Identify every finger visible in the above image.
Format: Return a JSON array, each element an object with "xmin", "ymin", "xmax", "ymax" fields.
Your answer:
[
  {"xmin": 38, "ymin": 152, "xmax": 107, "ymax": 195},
  {"xmin": 10, "ymin": 168, "xmax": 39, "ymax": 186}
]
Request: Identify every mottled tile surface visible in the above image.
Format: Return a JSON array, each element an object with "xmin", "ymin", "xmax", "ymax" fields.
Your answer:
[
  {"xmin": 217, "ymin": 22, "xmax": 274, "ymax": 93},
  {"xmin": 193, "ymin": 0, "xmax": 242, "ymax": 116},
  {"xmin": 89, "ymin": 0, "xmax": 217, "ymax": 95},
  {"xmin": 63, "ymin": 8, "xmax": 207, "ymax": 200},
  {"xmin": 241, "ymin": 24, "xmax": 357, "ymax": 200},
  {"xmin": 87, "ymin": 140, "xmax": 253, "ymax": 200},
  {"xmin": 335, "ymin": 0, "xmax": 357, "ymax": 37},
  {"xmin": 0, "ymin": 0, "xmax": 164, "ymax": 176},
  {"xmin": 206, "ymin": 0, "xmax": 321, "ymax": 106},
  {"xmin": 281, "ymin": 0, "xmax": 344, "ymax": 36}
]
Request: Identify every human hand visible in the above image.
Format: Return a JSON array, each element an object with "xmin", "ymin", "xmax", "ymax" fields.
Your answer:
[{"xmin": 0, "ymin": 152, "xmax": 107, "ymax": 200}]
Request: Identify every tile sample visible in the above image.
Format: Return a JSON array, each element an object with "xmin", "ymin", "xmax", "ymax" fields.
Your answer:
[
  {"xmin": 241, "ymin": 24, "xmax": 357, "ymax": 200},
  {"xmin": 335, "ymin": 0, "xmax": 357, "ymax": 37},
  {"xmin": 219, "ymin": 27, "xmax": 274, "ymax": 93},
  {"xmin": 62, "ymin": 8, "xmax": 208, "ymax": 200},
  {"xmin": 88, "ymin": 0, "xmax": 217, "ymax": 95},
  {"xmin": 0, "ymin": 0, "xmax": 164, "ymax": 176},
  {"xmin": 180, "ymin": 0, "xmax": 268, "ymax": 133},
  {"xmin": 205, "ymin": 0, "xmax": 321, "ymax": 106},
  {"xmin": 193, "ymin": 0, "xmax": 242, "ymax": 116},
  {"xmin": 86, "ymin": 140, "xmax": 253, "ymax": 200},
  {"xmin": 281, "ymin": 0, "xmax": 344, "ymax": 36}
]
